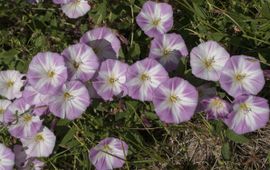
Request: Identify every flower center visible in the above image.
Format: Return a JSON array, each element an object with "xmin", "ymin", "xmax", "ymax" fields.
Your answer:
[
  {"xmin": 169, "ymin": 95, "xmax": 179, "ymax": 103},
  {"xmin": 235, "ymin": 73, "xmax": 246, "ymax": 82},
  {"xmin": 6, "ymin": 80, "xmax": 14, "ymax": 88},
  {"xmin": 73, "ymin": 61, "xmax": 80, "ymax": 69},
  {"xmin": 108, "ymin": 77, "xmax": 118, "ymax": 85},
  {"xmin": 211, "ymin": 98, "xmax": 223, "ymax": 108},
  {"xmin": 163, "ymin": 49, "xmax": 171, "ymax": 57},
  {"xmin": 203, "ymin": 57, "xmax": 215, "ymax": 69},
  {"xmin": 103, "ymin": 144, "xmax": 112, "ymax": 152},
  {"xmin": 64, "ymin": 92, "xmax": 73, "ymax": 100},
  {"xmin": 140, "ymin": 73, "xmax": 151, "ymax": 81},
  {"xmin": 47, "ymin": 70, "xmax": 55, "ymax": 78},
  {"xmin": 239, "ymin": 103, "xmax": 251, "ymax": 113},
  {"xmin": 23, "ymin": 113, "xmax": 32, "ymax": 122},
  {"xmin": 0, "ymin": 108, "xmax": 3, "ymax": 115},
  {"xmin": 152, "ymin": 18, "xmax": 161, "ymax": 26},
  {"xmin": 35, "ymin": 133, "xmax": 44, "ymax": 142}
]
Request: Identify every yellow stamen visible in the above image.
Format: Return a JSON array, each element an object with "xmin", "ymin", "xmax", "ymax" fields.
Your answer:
[
  {"xmin": 0, "ymin": 108, "xmax": 4, "ymax": 115},
  {"xmin": 169, "ymin": 95, "xmax": 179, "ymax": 103},
  {"xmin": 23, "ymin": 113, "xmax": 32, "ymax": 122},
  {"xmin": 73, "ymin": 61, "xmax": 80, "ymax": 69},
  {"xmin": 103, "ymin": 144, "xmax": 112, "ymax": 152},
  {"xmin": 235, "ymin": 73, "xmax": 246, "ymax": 82},
  {"xmin": 203, "ymin": 57, "xmax": 215, "ymax": 69},
  {"xmin": 239, "ymin": 103, "xmax": 251, "ymax": 113},
  {"xmin": 211, "ymin": 98, "xmax": 223, "ymax": 108},
  {"xmin": 140, "ymin": 73, "xmax": 151, "ymax": 81},
  {"xmin": 47, "ymin": 71, "xmax": 55, "ymax": 78},
  {"xmin": 6, "ymin": 80, "xmax": 14, "ymax": 88},
  {"xmin": 152, "ymin": 18, "xmax": 161, "ymax": 26},
  {"xmin": 109, "ymin": 77, "xmax": 117, "ymax": 84},
  {"xmin": 35, "ymin": 133, "xmax": 44, "ymax": 142},
  {"xmin": 64, "ymin": 92, "xmax": 72, "ymax": 100}
]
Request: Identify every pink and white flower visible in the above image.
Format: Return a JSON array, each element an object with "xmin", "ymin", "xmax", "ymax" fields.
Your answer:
[
  {"xmin": 224, "ymin": 95, "xmax": 269, "ymax": 134},
  {"xmin": 127, "ymin": 58, "xmax": 168, "ymax": 101},
  {"xmin": 220, "ymin": 55, "xmax": 265, "ymax": 97},
  {"xmin": 201, "ymin": 97, "xmax": 231, "ymax": 120},
  {"xmin": 89, "ymin": 137, "xmax": 128, "ymax": 170},
  {"xmin": 62, "ymin": 43, "xmax": 99, "ymax": 82},
  {"xmin": 27, "ymin": 52, "xmax": 68, "ymax": 95},
  {"xmin": 152, "ymin": 77, "xmax": 198, "ymax": 124},
  {"xmin": 49, "ymin": 81, "xmax": 90, "ymax": 120},
  {"xmin": 21, "ymin": 126, "xmax": 56, "ymax": 157},
  {"xmin": 136, "ymin": 1, "xmax": 173, "ymax": 37},
  {"xmin": 0, "ymin": 70, "xmax": 24, "ymax": 100},
  {"xmin": 149, "ymin": 33, "xmax": 188, "ymax": 71},
  {"xmin": 92, "ymin": 59, "xmax": 129, "ymax": 101},
  {"xmin": 0, "ymin": 144, "xmax": 15, "ymax": 170},
  {"xmin": 52, "ymin": 0, "xmax": 71, "ymax": 4},
  {"xmin": 190, "ymin": 41, "xmax": 230, "ymax": 81},
  {"xmin": 0, "ymin": 99, "xmax": 11, "ymax": 122},
  {"xmin": 80, "ymin": 27, "xmax": 121, "ymax": 60},
  {"xmin": 61, "ymin": 0, "xmax": 91, "ymax": 19}
]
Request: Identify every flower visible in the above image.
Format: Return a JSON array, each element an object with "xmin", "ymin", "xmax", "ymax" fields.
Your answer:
[
  {"xmin": 92, "ymin": 59, "xmax": 129, "ymax": 101},
  {"xmin": 0, "ymin": 70, "xmax": 24, "ymax": 100},
  {"xmin": 136, "ymin": 1, "xmax": 173, "ymax": 37},
  {"xmin": 89, "ymin": 137, "xmax": 128, "ymax": 170},
  {"xmin": 196, "ymin": 83, "xmax": 217, "ymax": 112},
  {"xmin": 220, "ymin": 55, "xmax": 265, "ymax": 97},
  {"xmin": 0, "ymin": 99, "xmax": 11, "ymax": 122},
  {"xmin": 62, "ymin": 43, "xmax": 99, "ymax": 82},
  {"xmin": 149, "ymin": 33, "xmax": 188, "ymax": 71},
  {"xmin": 3, "ymin": 98, "xmax": 30, "ymax": 123},
  {"xmin": 27, "ymin": 52, "xmax": 68, "ymax": 95},
  {"xmin": 49, "ymin": 81, "xmax": 90, "ymax": 120},
  {"xmin": 80, "ymin": 27, "xmax": 121, "ymax": 60},
  {"xmin": 127, "ymin": 58, "xmax": 168, "ymax": 101},
  {"xmin": 61, "ymin": 0, "xmax": 91, "ymax": 19},
  {"xmin": 190, "ymin": 41, "xmax": 230, "ymax": 81},
  {"xmin": 0, "ymin": 143, "xmax": 15, "ymax": 170},
  {"xmin": 201, "ymin": 97, "xmax": 231, "ymax": 120},
  {"xmin": 152, "ymin": 77, "xmax": 198, "ymax": 124},
  {"xmin": 14, "ymin": 145, "xmax": 44, "ymax": 170},
  {"xmin": 52, "ymin": 0, "xmax": 71, "ymax": 4},
  {"xmin": 224, "ymin": 95, "xmax": 269, "ymax": 134},
  {"xmin": 20, "ymin": 126, "xmax": 56, "ymax": 157}
]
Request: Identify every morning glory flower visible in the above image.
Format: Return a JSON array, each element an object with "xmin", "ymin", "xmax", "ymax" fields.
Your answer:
[
  {"xmin": 80, "ymin": 27, "xmax": 121, "ymax": 60},
  {"xmin": 27, "ymin": 52, "xmax": 68, "ymax": 95},
  {"xmin": 149, "ymin": 33, "xmax": 188, "ymax": 71},
  {"xmin": 61, "ymin": 0, "xmax": 91, "ymax": 19},
  {"xmin": 3, "ymin": 98, "xmax": 30, "ymax": 123},
  {"xmin": 49, "ymin": 81, "xmax": 90, "ymax": 120},
  {"xmin": 20, "ymin": 126, "xmax": 56, "ymax": 157},
  {"xmin": 196, "ymin": 83, "xmax": 217, "ymax": 113},
  {"xmin": 136, "ymin": 1, "xmax": 173, "ymax": 37},
  {"xmin": 92, "ymin": 59, "xmax": 129, "ymax": 101},
  {"xmin": 219, "ymin": 55, "xmax": 265, "ymax": 97},
  {"xmin": 127, "ymin": 58, "xmax": 169, "ymax": 101},
  {"xmin": 62, "ymin": 43, "xmax": 99, "ymax": 82},
  {"xmin": 190, "ymin": 41, "xmax": 230, "ymax": 81},
  {"xmin": 0, "ymin": 143, "xmax": 15, "ymax": 170},
  {"xmin": 201, "ymin": 97, "xmax": 231, "ymax": 120},
  {"xmin": 0, "ymin": 70, "xmax": 24, "ymax": 100},
  {"xmin": 0, "ymin": 99, "xmax": 11, "ymax": 122},
  {"xmin": 89, "ymin": 137, "xmax": 128, "ymax": 170},
  {"xmin": 152, "ymin": 77, "xmax": 198, "ymax": 124},
  {"xmin": 224, "ymin": 95, "xmax": 269, "ymax": 134}
]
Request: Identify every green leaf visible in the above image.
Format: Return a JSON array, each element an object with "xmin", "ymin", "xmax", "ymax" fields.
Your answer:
[
  {"xmin": 144, "ymin": 112, "xmax": 158, "ymax": 120},
  {"xmin": 129, "ymin": 42, "xmax": 140, "ymax": 58},
  {"xmin": 221, "ymin": 143, "xmax": 231, "ymax": 160},
  {"xmin": 225, "ymin": 129, "xmax": 249, "ymax": 144}
]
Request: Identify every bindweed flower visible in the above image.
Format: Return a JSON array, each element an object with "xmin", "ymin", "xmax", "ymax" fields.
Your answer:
[
  {"xmin": 3, "ymin": 98, "xmax": 30, "ymax": 123},
  {"xmin": 62, "ymin": 43, "xmax": 99, "ymax": 82},
  {"xmin": 127, "ymin": 58, "xmax": 169, "ymax": 101},
  {"xmin": 21, "ymin": 126, "xmax": 56, "ymax": 157},
  {"xmin": 61, "ymin": 0, "xmax": 91, "ymax": 19},
  {"xmin": 27, "ymin": 52, "xmax": 68, "ymax": 95},
  {"xmin": 49, "ymin": 81, "xmax": 90, "ymax": 120},
  {"xmin": 0, "ymin": 99, "xmax": 11, "ymax": 122},
  {"xmin": 196, "ymin": 83, "xmax": 217, "ymax": 113},
  {"xmin": 190, "ymin": 41, "xmax": 230, "ymax": 81},
  {"xmin": 149, "ymin": 33, "xmax": 188, "ymax": 71},
  {"xmin": 220, "ymin": 55, "xmax": 265, "ymax": 98},
  {"xmin": 4, "ymin": 97, "xmax": 42, "ymax": 138},
  {"xmin": 152, "ymin": 77, "xmax": 198, "ymax": 124},
  {"xmin": 224, "ymin": 95, "xmax": 269, "ymax": 134},
  {"xmin": 136, "ymin": 1, "xmax": 173, "ymax": 37},
  {"xmin": 201, "ymin": 97, "xmax": 231, "ymax": 120},
  {"xmin": 93, "ymin": 59, "xmax": 129, "ymax": 101},
  {"xmin": 0, "ymin": 143, "xmax": 15, "ymax": 170},
  {"xmin": 52, "ymin": 0, "xmax": 71, "ymax": 4},
  {"xmin": 80, "ymin": 27, "xmax": 121, "ymax": 60},
  {"xmin": 0, "ymin": 70, "xmax": 24, "ymax": 100},
  {"xmin": 89, "ymin": 137, "xmax": 128, "ymax": 170}
]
